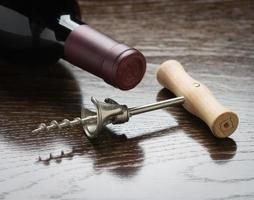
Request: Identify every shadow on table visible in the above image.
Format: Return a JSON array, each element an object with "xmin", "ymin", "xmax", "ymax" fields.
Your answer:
[
  {"xmin": 34, "ymin": 120, "xmax": 181, "ymax": 178},
  {"xmin": 156, "ymin": 88, "xmax": 237, "ymax": 162},
  {"xmin": 53, "ymin": 125, "xmax": 180, "ymax": 178}
]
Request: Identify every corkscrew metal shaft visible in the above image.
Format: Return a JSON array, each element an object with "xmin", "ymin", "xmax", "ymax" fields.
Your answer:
[{"xmin": 32, "ymin": 96, "xmax": 184, "ymax": 138}]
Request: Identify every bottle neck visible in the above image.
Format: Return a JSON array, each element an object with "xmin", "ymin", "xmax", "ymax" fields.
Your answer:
[{"xmin": 53, "ymin": 15, "xmax": 84, "ymax": 41}]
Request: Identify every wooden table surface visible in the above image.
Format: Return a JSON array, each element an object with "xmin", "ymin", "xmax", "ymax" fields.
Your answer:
[{"xmin": 0, "ymin": 0, "xmax": 254, "ymax": 199}]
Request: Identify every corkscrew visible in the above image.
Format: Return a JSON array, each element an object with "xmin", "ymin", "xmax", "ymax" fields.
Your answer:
[
  {"xmin": 33, "ymin": 60, "xmax": 239, "ymax": 139},
  {"xmin": 32, "ymin": 96, "xmax": 185, "ymax": 139}
]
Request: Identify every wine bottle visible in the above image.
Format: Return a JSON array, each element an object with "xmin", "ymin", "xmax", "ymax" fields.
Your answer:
[{"xmin": 0, "ymin": 0, "xmax": 146, "ymax": 90}]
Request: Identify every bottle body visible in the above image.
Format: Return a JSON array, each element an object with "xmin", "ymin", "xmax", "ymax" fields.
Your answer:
[
  {"xmin": 0, "ymin": 4, "xmax": 63, "ymax": 65},
  {"xmin": 0, "ymin": 0, "xmax": 146, "ymax": 90}
]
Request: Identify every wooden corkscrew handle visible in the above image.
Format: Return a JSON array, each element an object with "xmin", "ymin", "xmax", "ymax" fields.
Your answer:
[{"xmin": 156, "ymin": 60, "xmax": 239, "ymax": 138}]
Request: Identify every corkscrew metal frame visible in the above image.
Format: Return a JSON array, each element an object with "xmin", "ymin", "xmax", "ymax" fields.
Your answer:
[{"xmin": 33, "ymin": 96, "xmax": 185, "ymax": 139}]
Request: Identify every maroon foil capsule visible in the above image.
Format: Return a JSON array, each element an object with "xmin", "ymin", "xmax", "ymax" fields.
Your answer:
[{"xmin": 64, "ymin": 25, "xmax": 146, "ymax": 90}]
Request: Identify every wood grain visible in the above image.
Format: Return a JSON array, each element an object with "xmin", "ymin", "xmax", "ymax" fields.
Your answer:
[{"xmin": 0, "ymin": 0, "xmax": 254, "ymax": 199}]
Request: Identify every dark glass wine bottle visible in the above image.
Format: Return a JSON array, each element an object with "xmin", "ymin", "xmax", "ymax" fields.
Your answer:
[{"xmin": 0, "ymin": 0, "xmax": 146, "ymax": 90}]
